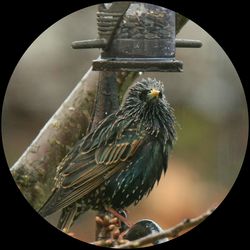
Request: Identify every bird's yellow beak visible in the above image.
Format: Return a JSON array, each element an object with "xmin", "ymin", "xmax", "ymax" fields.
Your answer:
[{"xmin": 150, "ymin": 88, "xmax": 160, "ymax": 98}]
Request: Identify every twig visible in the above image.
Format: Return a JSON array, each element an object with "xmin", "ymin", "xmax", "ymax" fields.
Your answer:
[{"xmin": 114, "ymin": 208, "xmax": 215, "ymax": 248}]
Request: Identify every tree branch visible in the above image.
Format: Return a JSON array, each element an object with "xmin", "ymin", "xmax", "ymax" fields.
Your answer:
[
  {"xmin": 10, "ymin": 68, "xmax": 99, "ymax": 209},
  {"xmin": 112, "ymin": 208, "xmax": 215, "ymax": 248},
  {"xmin": 89, "ymin": 71, "xmax": 120, "ymax": 132}
]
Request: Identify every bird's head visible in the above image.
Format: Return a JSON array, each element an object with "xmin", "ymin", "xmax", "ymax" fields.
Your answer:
[
  {"xmin": 124, "ymin": 78, "xmax": 165, "ymax": 106},
  {"xmin": 119, "ymin": 78, "xmax": 177, "ymax": 142}
]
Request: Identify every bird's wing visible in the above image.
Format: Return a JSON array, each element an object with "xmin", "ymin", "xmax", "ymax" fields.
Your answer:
[{"xmin": 39, "ymin": 116, "xmax": 146, "ymax": 215}]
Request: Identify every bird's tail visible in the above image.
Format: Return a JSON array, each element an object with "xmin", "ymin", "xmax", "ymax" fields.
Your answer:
[
  {"xmin": 38, "ymin": 190, "xmax": 61, "ymax": 217},
  {"xmin": 57, "ymin": 203, "xmax": 88, "ymax": 233},
  {"xmin": 57, "ymin": 204, "xmax": 78, "ymax": 233},
  {"xmin": 39, "ymin": 195, "xmax": 86, "ymax": 233}
]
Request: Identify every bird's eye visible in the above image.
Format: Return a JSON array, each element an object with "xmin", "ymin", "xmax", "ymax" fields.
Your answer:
[
  {"xmin": 139, "ymin": 89, "xmax": 149, "ymax": 101},
  {"xmin": 159, "ymin": 92, "xmax": 163, "ymax": 98}
]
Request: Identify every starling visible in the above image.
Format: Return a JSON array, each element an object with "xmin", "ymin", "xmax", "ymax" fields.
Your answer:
[{"xmin": 39, "ymin": 78, "xmax": 176, "ymax": 232}]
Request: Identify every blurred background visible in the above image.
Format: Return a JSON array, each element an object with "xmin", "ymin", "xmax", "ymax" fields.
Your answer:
[{"xmin": 1, "ymin": 3, "xmax": 248, "ymax": 243}]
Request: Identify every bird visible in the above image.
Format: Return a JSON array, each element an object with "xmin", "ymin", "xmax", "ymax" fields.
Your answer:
[{"xmin": 39, "ymin": 78, "xmax": 177, "ymax": 233}]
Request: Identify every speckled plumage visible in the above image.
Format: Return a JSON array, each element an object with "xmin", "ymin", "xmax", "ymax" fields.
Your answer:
[{"xmin": 39, "ymin": 78, "xmax": 176, "ymax": 231}]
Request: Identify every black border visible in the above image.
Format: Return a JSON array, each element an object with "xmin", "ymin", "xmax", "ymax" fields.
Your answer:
[{"xmin": 1, "ymin": 1, "xmax": 249, "ymax": 249}]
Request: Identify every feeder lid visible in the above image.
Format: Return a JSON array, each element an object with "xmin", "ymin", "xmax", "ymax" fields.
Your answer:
[{"xmin": 92, "ymin": 58, "xmax": 183, "ymax": 72}]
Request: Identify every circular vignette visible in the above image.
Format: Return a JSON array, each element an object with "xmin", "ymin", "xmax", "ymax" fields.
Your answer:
[{"xmin": 1, "ymin": 2, "xmax": 248, "ymax": 248}]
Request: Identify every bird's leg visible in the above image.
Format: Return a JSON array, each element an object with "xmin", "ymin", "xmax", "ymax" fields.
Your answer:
[
  {"xmin": 58, "ymin": 204, "xmax": 78, "ymax": 234},
  {"xmin": 106, "ymin": 208, "xmax": 134, "ymax": 242},
  {"xmin": 107, "ymin": 208, "xmax": 133, "ymax": 228}
]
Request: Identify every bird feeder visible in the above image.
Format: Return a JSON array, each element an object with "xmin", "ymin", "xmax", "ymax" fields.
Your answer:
[{"xmin": 72, "ymin": 2, "xmax": 202, "ymax": 72}]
